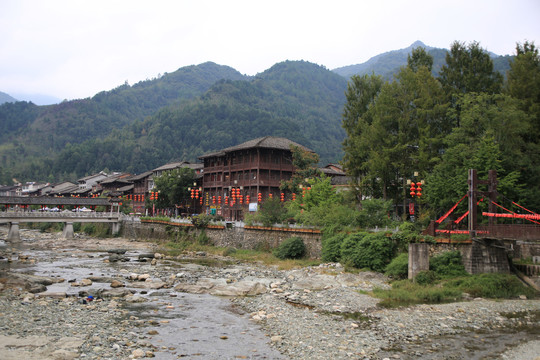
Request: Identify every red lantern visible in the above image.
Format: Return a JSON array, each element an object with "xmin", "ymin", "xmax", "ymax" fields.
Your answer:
[
  {"xmin": 410, "ymin": 182, "xmax": 416, "ymax": 197},
  {"xmin": 245, "ymin": 195, "xmax": 250, "ymax": 204},
  {"xmin": 239, "ymin": 195, "xmax": 243, "ymax": 204},
  {"xmin": 292, "ymin": 193, "xmax": 296, "ymax": 201},
  {"xmin": 269, "ymin": 193, "xmax": 273, "ymax": 199},
  {"xmin": 257, "ymin": 193, "xmax": 262, "ymax": 202},
  {"xmin": 190, "ymin": 189, "xmax": 194, "ymax": 199},
  {"xmin": 225, "ymin": 196, "xmax": 229, "ymax": 205},
  {"xmin": 218, "ymin": 196, "xmax": 222, "ymax": 204},
  {"xmin": 280, "ymin": 193, "xmax": 284, "ymax": 202},
  {"xmin": 212, "ymin": 196, "xmax": 216, "ymax": 204},
  {"xmin": 415, "ymin": 182, "xmax": 422, "ymax": 197}
]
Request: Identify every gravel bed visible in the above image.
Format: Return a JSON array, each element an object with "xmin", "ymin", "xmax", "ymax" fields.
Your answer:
[
  {"xmin": 1, "ymin": 227, "xmax": 539, "ymax": 359},
  {"xmin": 0, "ymin": 293, "xmax": 153, "ymax": 359}
]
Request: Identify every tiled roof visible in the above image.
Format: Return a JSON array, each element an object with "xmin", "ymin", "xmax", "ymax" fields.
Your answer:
[
  {"xmin": 199, "ymin": 136, "xmax": 312, "ymax": 159},
  {"xmin": 153, "ymin": 161, "xmax": 203, "ymax": 172},
  {"xmin": 126, "ymin": 171, "xmax": 153, "ymax": 181}
]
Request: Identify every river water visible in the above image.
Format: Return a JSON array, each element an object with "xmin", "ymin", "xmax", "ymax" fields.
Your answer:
[{"xmin": 1, "ymin": 230, "xmax": 284, "ymax": 360}]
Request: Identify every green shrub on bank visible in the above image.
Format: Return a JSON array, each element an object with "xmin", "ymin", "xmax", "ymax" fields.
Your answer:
[
  {"xmin": 273, "ymin": 237, "xmax": 306, "ymax": 259},
  {"xmin": 340, "ymin": 232, "xmax": 395, "ymax": 272},
  {"xmin": 385, "ymin": 253, "xmax": 409, "ymax": 279},
  {"xmin": 430, "ymin": 251, "xmax": 468, "ymax": 278},
  {"xmin": 321, "ymin": 232, "xmax": 347, "ymax": 262}
]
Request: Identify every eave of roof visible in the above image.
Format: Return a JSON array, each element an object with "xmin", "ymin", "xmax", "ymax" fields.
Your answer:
[{"xmin": 199, "ymin": 136, "xmax": 312, "ymax": 159}]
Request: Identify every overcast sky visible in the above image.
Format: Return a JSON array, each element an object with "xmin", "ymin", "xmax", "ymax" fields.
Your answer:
[{"xmin": 1, "ymin": 0, "xmax": 539, "ymax": 102}]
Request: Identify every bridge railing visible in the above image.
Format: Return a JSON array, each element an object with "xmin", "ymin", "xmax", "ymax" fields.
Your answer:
[{"xmin": 0, "ymin": 211, "xmax": 121, "ymax": 219}]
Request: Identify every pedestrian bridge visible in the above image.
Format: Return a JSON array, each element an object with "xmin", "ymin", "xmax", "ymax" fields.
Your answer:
[{"xmin": 0, "ymin": 211, "xmax": 124, "ymax": 241}]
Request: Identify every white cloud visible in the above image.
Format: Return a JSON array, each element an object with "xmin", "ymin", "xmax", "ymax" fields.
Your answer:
[{"xmin": 0, "ymin": 0, "xmax": 538, "ymax": 100}]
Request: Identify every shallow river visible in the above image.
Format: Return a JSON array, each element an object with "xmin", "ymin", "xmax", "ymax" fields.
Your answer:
[{"xmin": 2, "ymin": 233, "xmax": 284, "ymax": 359}]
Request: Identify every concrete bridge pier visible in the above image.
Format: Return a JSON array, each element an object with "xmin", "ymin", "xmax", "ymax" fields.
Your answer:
[
  {"xmin": 408, "ymin": 243, "xmax": 429, "ymax": 279},
  {"xmin": 112, "ymin": 222, "xmax": 121, "ymax": 236},
  {"xmin": 7, "ymin": 222, "xmax": 21, "ymax": 242},
  {"xmin": 62, "ymin": 222, "xmax": 74, "ymax": 240}
]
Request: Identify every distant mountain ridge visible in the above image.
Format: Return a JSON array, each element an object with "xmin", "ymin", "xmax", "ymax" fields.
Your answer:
[
  {"xmin": 0, "ymin": 41, "xmax": 517, "ymax": 183},
  {"xmin": 332, "ymin": 41, "xmax": 513, "ymax": 79},
  {"xmin": 0, "ymin": 91, "xmax": 17, "ymax": 105}
]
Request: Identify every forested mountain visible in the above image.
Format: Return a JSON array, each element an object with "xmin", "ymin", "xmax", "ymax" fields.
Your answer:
[
  {"xmin": 50, "ymin": 61, "xmax": 348, "ymax": 179},
  {"xmin": 0, "ymin": 91, "xmax": 17, "ymax": 105},
  {"xmin": 333, "ymin": 41, "xmax": 513, "ymax": 79},
  {"xmin": 0, "ymin": 41, "xmax": 523, "ymax": 186},
  {"xmin": 0, "ymin": 62, "xmax": 248, "ymax": 182}
]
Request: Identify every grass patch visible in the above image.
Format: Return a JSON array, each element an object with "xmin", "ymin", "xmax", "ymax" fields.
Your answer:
[
  {"xmin": 373, "ymin": 280, "xmax": 463, "ymax": 308},
  {"xmin": 373, "ymin": 273, "xmax": 537, "ymax": 308}
]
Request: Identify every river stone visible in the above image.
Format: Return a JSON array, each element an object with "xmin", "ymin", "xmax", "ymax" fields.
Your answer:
[
  {"xmin": 175, "ymin": 279, "xmax": 267, "ymax": 296},
  {"xmin": 80, "ymin": 278, "xmax": 93, "ymax": 286},
  {"xmin": 137, "ymin": 274, "xmax": 150, "ymax": 281},
  {"xmin": 29, "ymin": 284, "xmax": 47, "ymax": 293},
  {"xmin": 132, "ymin": 348, "xmax": 145, "ymax": 358},
  {"xmin": 108, "ymin": 254, "xmax": 129, "ymax": 262},
  {"xmin": 138, "ymin": 253, "xmax": 155, "ymax": 260},
  {"xmin": 107, "ymin": 249, "xmax": 127, "ymax": 254},
  {"xmin": 131, "ymin": 279, "xmax": 166, "ymax": 289},
  {"xmin": 210, "ymin": 281, "xmax": 268, "ymax": 296},
  {"xmin": 291, "ymin": 274, "xmax": 338, "ymax": 290},
  {"xmin": 97, "ymin": 288, "xmax": 134, "ymax": 298},
  {"xmin": 110, "ymin": 279, "xmax": 124, "ymax": 288}
]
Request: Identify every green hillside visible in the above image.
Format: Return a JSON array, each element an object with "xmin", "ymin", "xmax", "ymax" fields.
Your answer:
[
  {"xmin": 49, "ymin": 61, "xmax": 348, "ymax": 179},
  {"xmin": 0, "ymin": 62, "xmax": 248, "ymax": 182}
]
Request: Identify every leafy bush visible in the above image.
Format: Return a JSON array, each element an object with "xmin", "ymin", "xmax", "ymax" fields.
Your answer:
[
  {"xmin": 390, "ymin": 229, "xmax": 420, "ymax": 253},
  {"xmin": 259, "ymin": 197, "xmax": 289, "ymax": 226},
  {"xmin": 340, "ymin": 232, "xmax": 368, "ymax": 266},
  {"xmin": 273, "ymin": 237, "xmax": 306, "ymax": 259},
  {"xmin": 385, "ymin": 253, "xmax": 409, "ymax": 279},
  {"xmin": 340, "ymin": 232, "xmax": 395, "ymax": 272},
  {"xmin": 321, "ymin": 232, "xmax": 347, "ymax": 262},
  {"xmin": 82, "ymin": 223, "xmax": 96, "ymax": 235},
  {"xmin": 357, "ymin": 199, "xmax": 394, "ymax": 229},
  {"xmin": 430, "ymin": 251, "xmax": 468, "ymax": 278},
  {"xmin": 191, "ymin": 214, "xmax": 211, "ymax": 229}
]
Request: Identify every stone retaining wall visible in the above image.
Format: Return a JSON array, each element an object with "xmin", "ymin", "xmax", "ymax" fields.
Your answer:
[
  {"xmin": 423, "ymin": 240, "xmax": 510, "ymax": 274},
  {"xmin": 124, "ymin": 222, "xmax": 322, "ymax": 258},
  {"xmin": 124, "ymin": 222, "xmax": 515, "ymax": 272}
]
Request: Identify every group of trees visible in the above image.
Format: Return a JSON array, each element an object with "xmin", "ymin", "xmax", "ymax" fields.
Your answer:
[{"xmin": 342, "ymin": 41, "xmax": 540, "ymax": 218}]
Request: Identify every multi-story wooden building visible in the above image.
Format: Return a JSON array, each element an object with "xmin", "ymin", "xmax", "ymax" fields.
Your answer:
[{"xmin": 199, "ymin": 136, "xmax": 313, "ymax": 220}]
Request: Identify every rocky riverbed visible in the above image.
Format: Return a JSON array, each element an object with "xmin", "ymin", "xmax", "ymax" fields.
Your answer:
[{"xmin": 0, "ymin": 227, "xmax": 539, "ymax": 359}]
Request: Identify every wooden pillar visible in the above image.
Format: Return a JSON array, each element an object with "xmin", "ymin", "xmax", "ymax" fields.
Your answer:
[
  {"xmin": 488, "ymin": 170, "xmax": 498, "ymax": 226},
  {"xmin": 468, "ymin": 169, "xmax": 477, "ymax": 238}
]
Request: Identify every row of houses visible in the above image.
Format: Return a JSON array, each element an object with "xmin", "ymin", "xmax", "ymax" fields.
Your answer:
[{"xmin": 0, "ymin": 137, "xmax": 347, "ymax": 219}]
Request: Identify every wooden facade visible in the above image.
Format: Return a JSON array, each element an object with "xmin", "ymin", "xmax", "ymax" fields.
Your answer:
[{"xmin": 199, "ymin": 137, "xmax": 312, "ymax": 220}]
